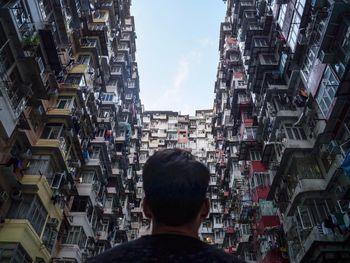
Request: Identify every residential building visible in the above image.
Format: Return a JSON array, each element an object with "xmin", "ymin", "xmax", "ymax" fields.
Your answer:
[
  {"xmin": 137, "ymin": 110, "xmax": 233, "ymax": 246},
  {"xmin": 214, "ymin": 0, "xmax": 350, "ymax": 262},
  {"xmin": 0, "ymin": 0, "xmax": 142, "ymax": 262}
]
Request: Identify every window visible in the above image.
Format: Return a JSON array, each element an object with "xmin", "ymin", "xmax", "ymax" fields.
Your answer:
[
  {"xmin": 42, "ymin": 224, "xmax": 58, "ymax": 252},
  {"xmin": 11, "ymin": 1, "xmax": 31, "ymax": 30},
  {"xmin": 71, "ymin": 196, "xmax": 91, "ymax": 212},
  {"xmin": 81, "ymin": 171, "xmax": 96, "ymax": 184},
  {"xmin": 37, "ymin": 0, "xmax": 48, "ymax": 20},
  {"xmin": 254, "ymin": 173, "xmax": 270, "ymax": 187},
  {"xmin": 100, "ymin": 93, "xmax": 114, "ymax": 102},
  {"xmin": 295, "ymin": 159, "xmax": 323, "ymax": 180},
  {"xmin": 64, "ymin": 226, "xmax": 87, "ymax": 249},
  {"xmin": 296, "ymin": 0, "xmax": 306, "ymax": 16},
  {"xmin": 254, "ymin": 38, "xmax": 268, "ymax": 47},
  {"xmin": 215, "ymin": 231, "xmax": 224, "ymax": 239},
  {"xmin": 125, "ymin": 93, "xmax": 133, "ymax": 100},
  {"xmin": 316, "ymin": 66, "xmax": 339, "ymax": 117},
  {"xmin": 250, "ymin": 151, "xmax": 261, "ymax": 161},
  {"xmin": 0, "ymin": 27, "xmax": 15, "ymax": 75},
  {"xmin": 41, "ymin": 124, "xmax": 64, "ymax": 139},
  {"xmin": 107, "ymin": 79, "xmax": 117, "ymax": 86},
  {"xmin": 279, "ymin": 52, "xmax": 288, "ymax": 75},
  {"xmin": 90, "ymin": 147, "xmax": 100, "ymax": 159},
  {"xmin": 243, "ymin": 127, "xmax": 257, "ymax": 140},
  {"xmin": 277, "ymin": 4, "xmax": 287, "ymax": 29},
  {"xmin": 287, "ymin": 12, "xmax": 301, "ymax": 52},
  {"xmin": 56, "ymin": 97, "xmax": 73, "ymax": 110},
  {"xmin": 26, "ymin": 155, "xmax": 54, "ymax": 178},
  {"xmin": 104, "ymin": 196, "xmax": 113, "ymax": 209},
  {"xmin": 51, "ymin": 172, "xmax": 66, "ymax": 189},
  {"xmin": 241, "ymin": 224, "xmax": 251, "ymax": 235},
  {"xmin": 96, "ymin": 127, "xmax": 105, "ymax": 137},
  {"xmin": 8, "ymin": 195, "xmax": 48, "ymax": 236},
  {"xmin": 262, "ymin": 54, "xmax": 277, "ymax": 65},
  {"xmin": 334, "ymin": 62, "xmax": 345, "ymax": 79},
  {"xmin": 303, "ymin": 46, "xmax": 317, "ymax": 76},
  {"xmin": 238, "ymin": 94, "xmax": 250, "ymax": 104},
  {"xmin": 65, "ymin": 75, "xmax": 85, "ymax": 86},
  {"xmin": 94, "ymin": 243, "xmax": 106, "ymax": 256},
  {"xmin": 283, "ymin": 123, "xmax": 307, "ymax": 140},
  {"xmin": 116, "ymin": 53, "xmax": 125, "ymax": 61},
  {"xmin": 0, "ymin": 243, "xmax": 31, "ymax": 263},
  {"xmin": 297, "ymin": 206, "xmax": 314, "ymax": 229},
  {"xmin": 76, "ymin": 55, "xmax": 91, "ymax": 65},
  {"xmin": 37, "ymin": 56, "xmax": 45, "ymax": 76},
  {"xmin": 341, "ymin": 24, "xmax": 350, "ymax": 53}
]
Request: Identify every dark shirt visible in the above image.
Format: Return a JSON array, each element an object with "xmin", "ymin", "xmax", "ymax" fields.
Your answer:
[{"xmin": 86, "ymin": 234, "xmax": 245, "ymax": 263}]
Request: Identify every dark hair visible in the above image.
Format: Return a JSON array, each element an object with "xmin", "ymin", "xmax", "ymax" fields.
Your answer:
[{"xmin": 142, "ymin": 148, "xmax": 210, "ymax": 226}]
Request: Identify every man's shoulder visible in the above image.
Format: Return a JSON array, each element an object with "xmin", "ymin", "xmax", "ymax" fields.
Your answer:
[
  {"xmin": 200, "ymin": 244, "xmax": 245, "ymax": 262},
  {"xmin": 85, "ymin": 238, "xmax": 145, "ymax": 262},
  {"xmin": 85, "ymin": 235, "xmax": 246, "ymax": 263}
]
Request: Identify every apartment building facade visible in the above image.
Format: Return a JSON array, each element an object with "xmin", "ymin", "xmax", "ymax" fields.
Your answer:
[
  {"xmin": 214, "ymin": 0, "xmax": 350, "ymax": 262},
  {"xmin": 0, "ymin": 0, "xmax": 142, "ymax": 262},
  {"xmin": 137, "ymin": 110, "xmax": 236, "ymax": 246}
]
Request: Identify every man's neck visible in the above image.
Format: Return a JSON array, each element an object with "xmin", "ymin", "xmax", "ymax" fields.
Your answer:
[{"xmin": 151, "ymin": 222, "xmax": 199, "ymax": 239}]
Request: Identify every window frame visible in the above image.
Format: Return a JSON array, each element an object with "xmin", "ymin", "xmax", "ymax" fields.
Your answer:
[
  {"xmin": 316, "ymin": 66, "xmax": 340, "ymax": 118},
  {"xmin": 64, "ymin": 226, "xmax": 87, "ymax": 249}
]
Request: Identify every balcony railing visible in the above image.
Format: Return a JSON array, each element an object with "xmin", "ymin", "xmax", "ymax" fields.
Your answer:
[{"xmin": 0, "ymin": 82, "xmax": 27, "ymax": 119}]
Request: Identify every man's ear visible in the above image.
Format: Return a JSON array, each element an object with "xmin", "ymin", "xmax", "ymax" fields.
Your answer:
[
  {"xmin": 200, "ymin": 197, "xmax": 210, "ymax": 220},
  {"xmin": 142, "ymin": 197, "xmax": 153, "ymax": 219}
]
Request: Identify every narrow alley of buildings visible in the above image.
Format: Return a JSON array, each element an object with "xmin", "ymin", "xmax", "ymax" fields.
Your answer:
[{"xmin": 0, "ymin": 0, "xmax": 350, "ymax": 263}]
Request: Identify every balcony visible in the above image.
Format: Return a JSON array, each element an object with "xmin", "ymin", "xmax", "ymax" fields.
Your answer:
[
  {"xmin": 131, "ymin": 206, "xmax": 142, "ymax": 214},
  {"xmin": 34, "ymin": 138, "xmax": 69, "ymax": 167},
  {"xmin": 95, "ymin": 230, "xmax": 109, "ymax": 241},
  {"xmin": 290, "ymin": 227, "xmax": 350, "ymax": 263},
  {"xmin": 152, "ymin": 114, "xmax": 167, "ymax": 120},
  {"xmin": 215, "ymin": 237, "xmax": 224, "ymax": 245},
  {"xmin": 19, "ymin": 47, "xmax": 51, "ymax": 99},
  {"xmin": 285, "ymin": 155, "xmax": 343, "ymax": 217},
  {"xmin": 21, "ymin": 175, "xmax": 63, "ymax": 221},
  {"xmin": 128, "ymin": 222, "xmax": 140, "ymax": 230},
  {"xmin": 200, "ymin": 225, "xmax": 213, "ymax": 233},
  {"xmin": 252, "ymin": 186, "xmax": 270, "ymax": 203},
  {"xmin": 0, "ymin": 83, "xmax": 27, "ymax": 138},
  {"xmin": 213, "ymin": 222, "xmax": 224, "ymax": 229},
  {"xmin": 257, "ymin": 215, "xmax": 280, "ymax": 234},
  {"xmin": 0, "ymin": 219, "xmax": 51, "ymax": 262},
  {"xmin": 46, "ymin": 105, "xmax": 75, "ymax": 119},
  {"xmin": 85, "ymin": 157, "xmax": 101, "ymax": 167},
  {"xmin": 115, "ymin": 133, "xmax": 126, "ymax": 142},
  {"xmin": 55, "ymin": 244, "xmax": 83, "ymax": 263},
  {"xmin": 275, "ymin": 136, "xmax": 314, "ymax": 165},
  {"xmin": 76, "ymin": 183, "xmax": 98, "ymax": 205},
  {"xmin": 69, "ymin": 212, "xmax": 94, "ymax": 237}
]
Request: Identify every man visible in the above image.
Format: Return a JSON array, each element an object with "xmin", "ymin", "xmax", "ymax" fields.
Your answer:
[{"xmin": 86, "ymin": 148, "xmax": 245, "ymax": 262}]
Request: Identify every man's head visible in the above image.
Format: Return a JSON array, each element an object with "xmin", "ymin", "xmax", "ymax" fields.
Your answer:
[{"xmin": 142, "ymin": 148, "xmax": 210, "ymax": 227}]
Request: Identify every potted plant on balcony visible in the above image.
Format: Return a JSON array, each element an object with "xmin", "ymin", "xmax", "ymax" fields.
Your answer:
[{"xmin": 22, "ymin": 34, "xmax": 40, "ymax": 47}]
